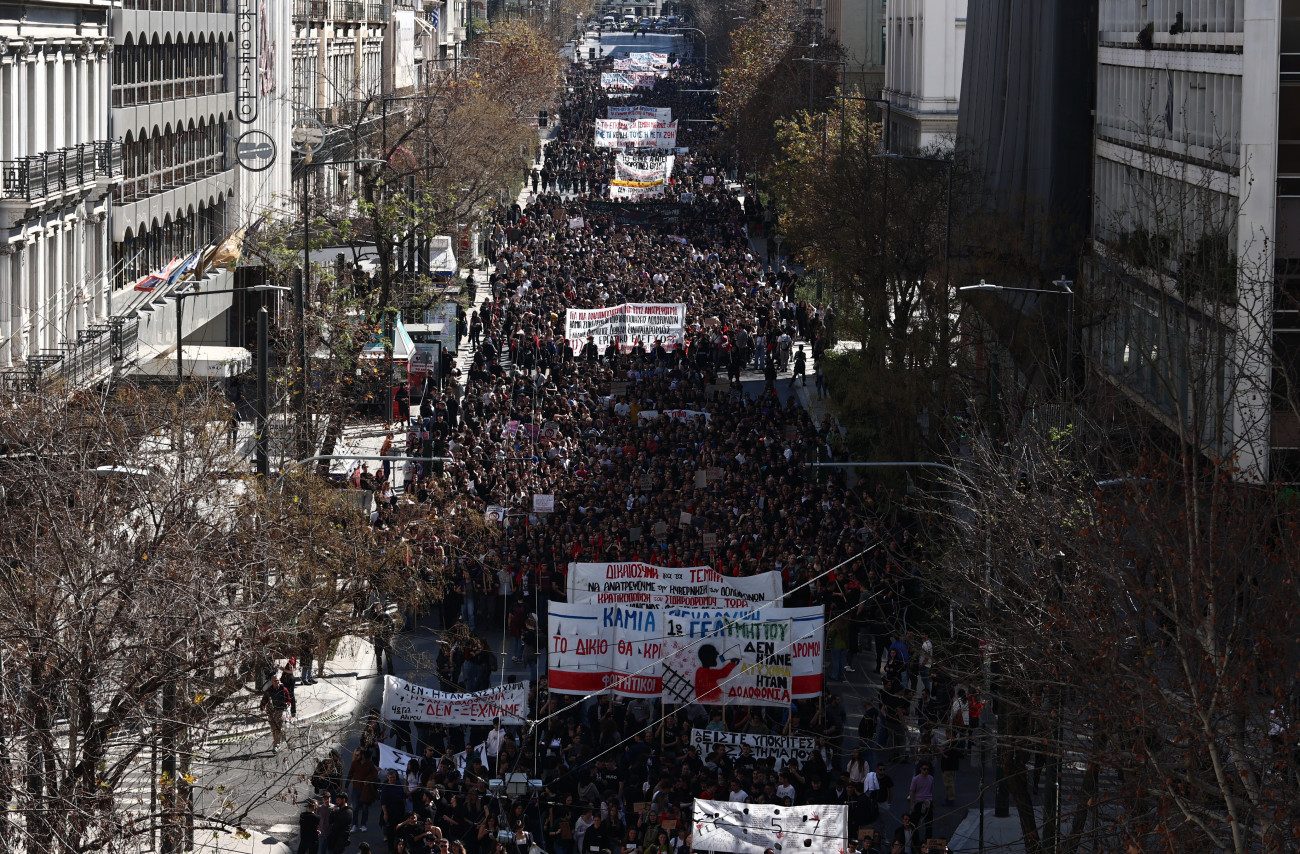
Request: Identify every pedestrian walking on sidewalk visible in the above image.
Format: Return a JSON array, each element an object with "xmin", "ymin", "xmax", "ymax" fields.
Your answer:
[
  {"xmin": 791, "ymin": 345, "xmax": 807, "ymax": 387},
  {"xmin": 260, "ymin": 674, "xmax": 291, "ymax": 753},
  {"xmin": 282, "ymin": 660, "xmax": 299, "ymax": 719},
  {"xmin": 907, "ymin": 762, "xmax": 935, "ymax": 841},
  {"xmin": 371, "ymin": 603, "xmax": 397, "ymax": 676},
  {"xmin": 346, "ymin": 748, "xmax": 380, "ymax": 833}
]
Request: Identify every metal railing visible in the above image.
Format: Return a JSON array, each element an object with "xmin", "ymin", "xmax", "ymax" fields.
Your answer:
[
  {"xmin": 292, "ymin": 0, "xmax": 388, "ymax": 21},
  {"xmin": 1, "ymin": 140, "xmax": 123, "ymax": 202}
]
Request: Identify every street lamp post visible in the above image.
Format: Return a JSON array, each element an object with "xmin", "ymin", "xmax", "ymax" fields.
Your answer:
[
  {"xmin": 666, "ymin": 27, "xmax": 707, "ymax": 65},
  {"xmin": 958, "ymin": 278, "xmax": 1077, "ymax": 389},
  {"xmin": 172, "ymin": 284, "xmax": 287, "ymax": 481}
]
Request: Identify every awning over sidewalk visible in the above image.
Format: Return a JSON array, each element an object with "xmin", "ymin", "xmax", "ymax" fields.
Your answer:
[
  {"xmin": 131, "ymin": 344, "xmax": 253, "ymax": 379},
  {"xmin": 361, "ymin": 316, "xmax": 416, "ymax": 361}
]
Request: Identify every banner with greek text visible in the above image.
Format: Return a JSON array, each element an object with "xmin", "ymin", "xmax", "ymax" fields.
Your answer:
[
  {"xmin": 546, "ymin": 605, "xmax": 823, "ymax": 700},
  {"xmin": 565, "ymin": 303, "xmax": 686, "ymax": 352},
  {"xmin": 381, "ymin": 677, "xmax": 531, "ymax": 725},
  {"xmin": 608, "ymin": 105, "xmax": 672, "ymax": 122},
  {"xmin": 690, "ymin": 729, "xmax": 817, "ymax": 768},
  {"xmin": 663, "ymin": 614, "xmax": 793, "ymax": 707},
  {"xmin": 567, "ymin": 562, "xmax": 780, "ymax": 607},
  {"xmin": 691, "ymin": 800, "xmax": 847, "ymax": 854},
  {"xmin": 594, "ymin": 119, "xmax": 679, "ymax": 149},
  {"xmin": 600, "ymin": 71, "xmax": 659, "ymax": 90}
]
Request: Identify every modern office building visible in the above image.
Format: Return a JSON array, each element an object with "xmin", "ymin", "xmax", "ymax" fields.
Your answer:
[
  {"xmin": 0, "ymin": 1, "xmax": 119, "ymax": 373},
  {"xmin": 1083, "ymin": 1, "xmax": 1294, "ymax": 482},
  {"xmin": 882, "ymin": 0, "xmax": 965, "ymax": 152}
]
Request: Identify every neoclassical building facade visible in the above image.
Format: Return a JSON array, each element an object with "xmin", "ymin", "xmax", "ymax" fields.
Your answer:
[{"xmin": 0, "ymin": 2, "xmax": 118, "ymax": 369}]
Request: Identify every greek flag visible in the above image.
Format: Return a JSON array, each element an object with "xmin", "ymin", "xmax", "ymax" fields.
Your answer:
[{"xmin": 428, "ymin": 3, "xmax": 440, "ymax": 33}]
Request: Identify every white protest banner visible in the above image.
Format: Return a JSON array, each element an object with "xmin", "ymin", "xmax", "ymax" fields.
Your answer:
[
  {"xmin": 565, "ymin": 303, "xmax": 686, "ymax": 352},
  {"xmin": 548, "ymin": 605, "xmax": 823, "ymax": 701},
  {"xmin": 567, "ymin": 562, "xmax": 781, "ymax": 607},
  {"xmin": 662, "ymin": 612, "xmax": 793, "ymax": 707},
  {"xmin": 378, "ymin": 742, "xmax": 420, "ymax": 775},
  {"xmin": 485, "ymin": 505, "xmax": 507, "ymax": 523},
  {"xmin": 381, "ymin": 676, "xmax": 531, "ymax": 725},
  {"xmin": 638, "ymin": 409, "xmax": 712, "ymax": 423},
  {"xmin": 533, "ymin": 494, "xmax": 555, "ymax": 513},
  {"xmin": 567, "ymin": 216, "xmax": 585, "ymax": 229},
  {"xmin": 608, "ymin": 105, "xmax": 672, "ymax": 122},
  {"xmin": 690, "ymin": 729, "xmax": 816, "ymax": 767},
  {"xmin": 547, "ymin": 604, "xmax": 663, "ymax": 697},
  {"xmin": 600, "ymin": 72, "xmax": 657, "ymax": 90},
  {"xmin": 625, "ymin": 51, "xmax": 672, "ymax": 70},
  {"xmin": 691, "ymin": 800, "xmax": 847, "ymax": 854},
  {"xmin": 594, "ymin": 119, "xmax": 679, "ymax": 150}
]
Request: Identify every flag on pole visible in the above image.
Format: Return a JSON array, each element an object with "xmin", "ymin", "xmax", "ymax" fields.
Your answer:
[{"xmin": 428, "ymin": 2, "xmax": 440, "ymax": 33}]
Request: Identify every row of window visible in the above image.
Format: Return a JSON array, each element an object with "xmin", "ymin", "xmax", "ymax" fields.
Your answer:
[
  {"xmin": 117, "ymin": 119, "xmax": 228, "ymax": 205},
  {"xmin": 111, "ymin": 37, "xmax": 229, "ymax": 107},
  {"xmin": 1096, "ymin": 64, "xmax": 1242, "ymax": 163},
  {"xmin": 121, "ymin": 0, "xmax": 230, "ymax": 12},
  {"xmin": 114, "ymin": 200, "xmax": 230, "ymax": 289},
  {"xmin": 1098, "ymin": 0, "xmax": 1245, "ymax": 34}
]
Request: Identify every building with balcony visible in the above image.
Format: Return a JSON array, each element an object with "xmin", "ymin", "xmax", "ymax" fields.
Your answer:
[
  {"xmin": 0, "ymin": 2, "xmax": 119, "ymax": 371},
  {"xmin": 292, "ymin": 0, "xmax": 391, "ymax": 203},
  {"xmin": 883, "ymin": 0, "xmax": 965, "ymax": 152},
  {"xmin": 1082, "ymin": 0, "xmax": 1295, "ymax": 482}
]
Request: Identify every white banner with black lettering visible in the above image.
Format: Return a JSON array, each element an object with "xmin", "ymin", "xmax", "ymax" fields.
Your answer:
[
  {"xmin": 691, "ymin": 800, "xmax": 847, "ymax": 854},
  {"xmin": 381, "ymin": 677, "xmax": 531, "ymax": 725},
  {"xmin": 567, "ymin": 562, "xmax": 781, "ymax": 607},
  {"xmin": 600, "ymin": 72, "xmax": 659, "ymax": 90},
  {"xmin": 690, "ymin": 729, "xmax": 817, "ymax": 768},
  {"xmin": 565, "ymin": 303, "xmax": 686, "ymax": 352},
  {"xmin": 547, "ymin": 604, "xmax": 823, "ymax": 700},
  {"xmin": 608, "ymin": 105, "xmax": 672, "ymax": 122},
  {"xmin": 378, "ymin": 742, "xmax": 420, "ymax": 775}
]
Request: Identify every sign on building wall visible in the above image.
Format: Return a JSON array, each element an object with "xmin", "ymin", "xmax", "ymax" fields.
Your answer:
[{"xmin": 236, "ymin": 0, "xmax": 259, "ymax": 122}]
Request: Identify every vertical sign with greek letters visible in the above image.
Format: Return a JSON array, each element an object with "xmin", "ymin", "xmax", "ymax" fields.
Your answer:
[{"xmin": 236, "ymin": 0, "xmax": 258, "ymax": 123}]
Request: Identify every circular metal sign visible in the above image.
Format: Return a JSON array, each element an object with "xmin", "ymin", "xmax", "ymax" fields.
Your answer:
[
  {"xmin": 236, "ymin": 130, "xmax": 277, "ymax": 172},
  {"xmin": 292, "ymin": 116, "xmax": 326, "ymax": 156}
]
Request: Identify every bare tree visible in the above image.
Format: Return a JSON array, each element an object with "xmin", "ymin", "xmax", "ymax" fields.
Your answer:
[{"xmin": 0, "ymin": 383, "xmax": 453, "ymax": 853}]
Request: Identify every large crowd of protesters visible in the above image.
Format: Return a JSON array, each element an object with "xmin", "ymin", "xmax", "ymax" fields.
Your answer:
[{"xmin": 292, "ymin": 50, "xmax": 972, "ymax": 854}]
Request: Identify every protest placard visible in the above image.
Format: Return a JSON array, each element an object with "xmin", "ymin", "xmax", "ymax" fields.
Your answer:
[
  {"xmin": 381, "ymin": 677, "xmax": 531, "ymax": 725},
  {"xmin": 691, "ymin": 800, "xmax": 847, "ymax": 854}
]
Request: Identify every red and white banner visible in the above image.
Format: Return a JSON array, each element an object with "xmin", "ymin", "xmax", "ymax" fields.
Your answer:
[
  {"xmin": 547, "ymin": 605, "xmax": 823, "ymax": 700},
  {"xmin": 565, "ymin": 303, "xmax": 686, "ymax": 352},
  {"xmin": 381, "ymin": 677, "xmax": 531, "ymax": 725},
  {"xmin": 567, "ymin": 562, "xmax": 781, "ymax": 607}
]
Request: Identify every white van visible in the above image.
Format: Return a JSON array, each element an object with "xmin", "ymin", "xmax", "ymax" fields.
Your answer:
[
  {"xmin": 600, "ymin": 15, "xmax": 616, "ymax": 28},
  {"xmin": 621, "ymin": 14, "xmax": 638, "ymax": 29}
]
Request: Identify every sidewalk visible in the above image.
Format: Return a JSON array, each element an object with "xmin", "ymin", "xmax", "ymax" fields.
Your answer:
[{"xmin": 178, "ymin": 636, "xmax": 383, "ymax": 854}]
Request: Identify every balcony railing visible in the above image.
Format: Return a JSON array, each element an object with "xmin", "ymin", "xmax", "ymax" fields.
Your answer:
[
  {"xmin": 1, "ymin": 140, "xmax": 123, "ymax": 202},
  {"xmin": 293, "ymin": 0, "xmax": 389, "ymax": 22}
]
